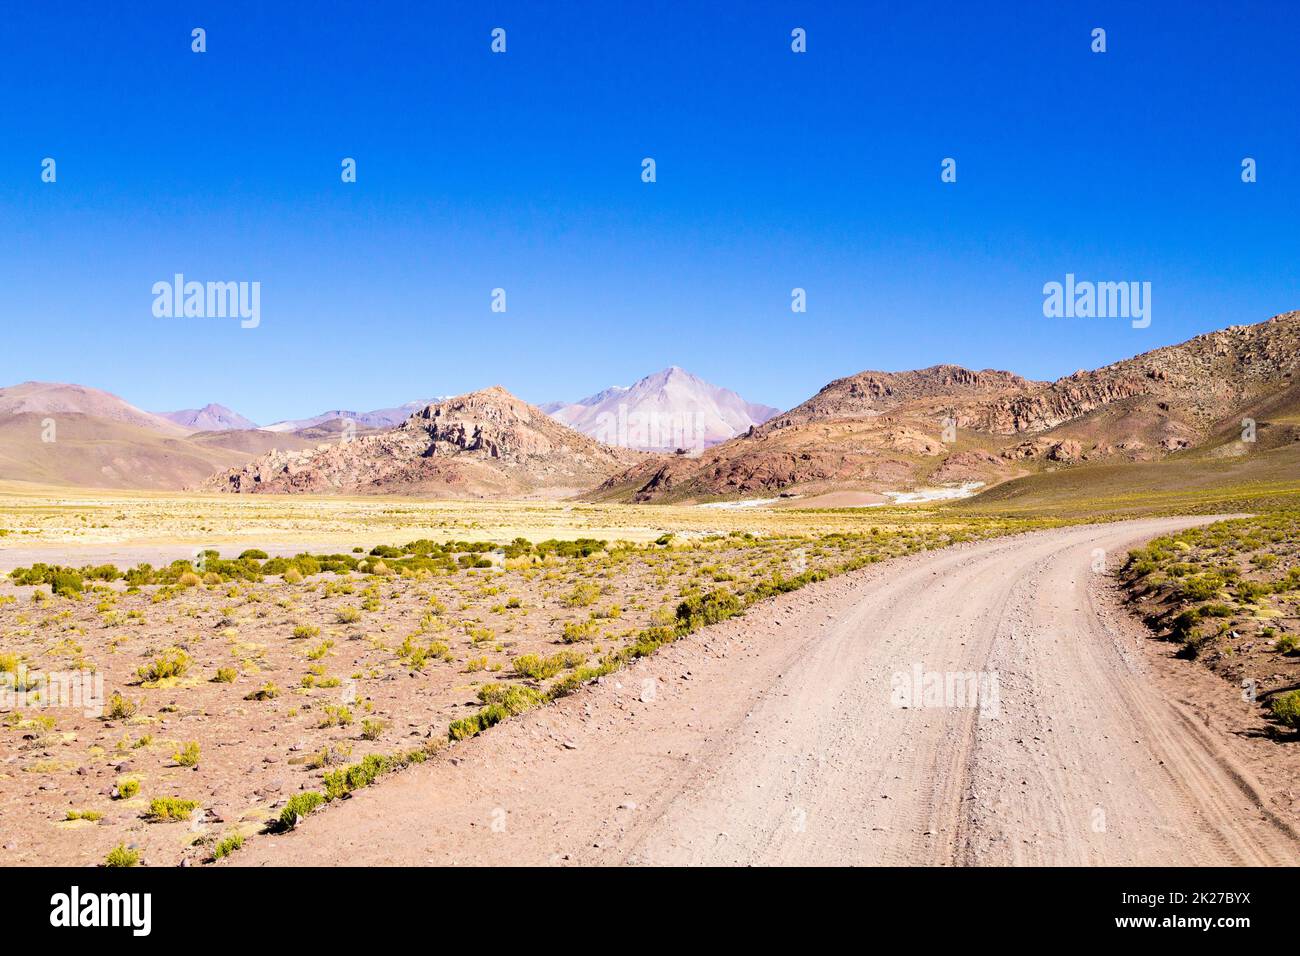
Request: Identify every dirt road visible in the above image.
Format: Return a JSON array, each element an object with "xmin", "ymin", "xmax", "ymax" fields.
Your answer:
[{"xmin": 235, "ymin": 518, "xmax": 1299, "ymax": 866}]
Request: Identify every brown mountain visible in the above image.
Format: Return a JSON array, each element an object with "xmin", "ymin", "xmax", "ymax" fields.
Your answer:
[
  {"xmin": 593, "ymin": 310, "xmax": 1300, "ymax": 503},
  {"xmin": 0, "ymin": 381, "xmax": 189, "ymax": 435},
  {"xmin": 0, "ymin": 382, "xmax": 323, "ymax": 490},
  {"xmin": 0, "ymin": 413, "xmax": 314, "ymax": 490},
  {"xmin": 205, "ymin": 386, "xmax": 645, "ymax": 498}
]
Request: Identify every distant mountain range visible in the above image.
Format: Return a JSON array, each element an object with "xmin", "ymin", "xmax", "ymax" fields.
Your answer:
[
  {"xmin": 151, "ymin": 401, "xmax": 446, "ymax": 434},
  {"xmin": 0, "ymin": 383, "xmax": 312, "ymax": 490},
  {"xmin": 261, "ymin": 402, "xmax": 443, "ymax": 434},
  {"xmin": 5, "ymin": 313, "xmax": 1299, "ymax": 501},
  {"xmin": 541, "ymin": 367, "xmax": 780, "ymax": 450}
]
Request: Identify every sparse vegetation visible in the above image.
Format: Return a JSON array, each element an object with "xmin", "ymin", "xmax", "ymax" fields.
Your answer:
[
  {"xmin": 1122, "ymin": 513, "xmax": 1300, "ymax": 726},
  {"xmin": 0, "ymin": 498, "xmax": 1060, "ymax": 865},
  {"xmin": 146, "ymin": 797, "xmax": 199, "ymax": 821}
]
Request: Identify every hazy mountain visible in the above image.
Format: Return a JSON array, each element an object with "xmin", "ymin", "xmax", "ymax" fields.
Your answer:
[
  {"xmin": 158, "ymin": 403, "xmax": 259, "ymax": 432},
  {"xmin": 0, "ymin": 383, "xmax": 314, "ymax": 490},
  {"xmin": 0, "ymin": 381, "xmax": 189, "ymax": 435},
  {"xmin": 543, "ymin": 367, "xmax": 780, "ymax": 450},
  {"xmin": 206, "ymin": 387, "xmax": 644, "ymax": 498},
  {"xmin": 262, "ymin": 400, "xmax": 441, "ymax": 434}
]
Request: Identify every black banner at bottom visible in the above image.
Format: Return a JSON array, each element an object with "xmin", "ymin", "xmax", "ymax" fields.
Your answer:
[{"xmin": 0, "ymin": 866, "xmax": 1277, "ymax": 941}]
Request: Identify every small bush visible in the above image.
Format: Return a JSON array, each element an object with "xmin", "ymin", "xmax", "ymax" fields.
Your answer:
[
  {"xmin": 115, "ymin": 778, "xmax": 140, "ymax": 800},
  {"xmin": 336, "ymin": 606, "xmax": 361, "ymax": 624},
  {"xmin": 244, "ymin": 682, "xmax": 279, "ymax": 701},
  {"xmin": 147, "ymin": 797, "xmax": 199, "ymax": 821},
  {"xmin": 564, "ymin": 582, "xmax": 601, "ymax": 607},
  {"xmin": 173, "ymin": 741, "xmax": 200, "ymax": 767},
  {"xmin": 676, "ymin": 590, "xmax": 741, "ymax": 629},
  {"xmin": 212, "ymin": 833, "xmax": 244, "ymax": 860},
  {"xmin": 104, "ymin": 844, "xmax": 139, "ymax": 867},
  {"xmin": 318, "ymin": 705, "xmax": 353, "ymax": 728},
  {"xmin": 105, "ymin": 692, "xmax": 137, "ymax": 720},
  {"xmin": 137, "ymin": 647, "xmax": 191, "ymax": 683},
  {"xmin": 1270, "ymin": 690, "xmax": 1300, "ymax": 730},
  {"xmin": 213, "ymin": 667, "xmax": 237, "ymax": 683},
  {"xmin": 292, "ymin": 624, "xmax": 319, "ymax": 639},
  {"xmin": 276, "ymin": 791, "xmax": 325, "ymax": 830}
]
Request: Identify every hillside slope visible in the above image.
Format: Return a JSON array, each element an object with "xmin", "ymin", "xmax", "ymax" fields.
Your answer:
[
  {"xmin": 595, "ymin": 311, "xmax": 1300, "ymax": 503},
  {"xmin": 206, "ymin": 387, "xmax": 644, "ymax": 498}
]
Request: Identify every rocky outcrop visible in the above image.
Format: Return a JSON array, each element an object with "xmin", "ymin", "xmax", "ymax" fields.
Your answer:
[{"xmin": 207, "ymin": 387, "xmax": 642, "ymax": 497}]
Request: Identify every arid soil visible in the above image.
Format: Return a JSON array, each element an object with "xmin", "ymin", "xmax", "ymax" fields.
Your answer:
[
  {"xmin": 229, "ymin": 518, "xmax": 1300, "ymax": 866},
  {"xmin": 2, "ymin": 520, "xmax": 1020, "ymax": 866}
]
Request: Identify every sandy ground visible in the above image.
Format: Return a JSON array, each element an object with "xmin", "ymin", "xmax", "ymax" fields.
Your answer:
[{"xmin": 232, "ymin": 517, "xmax": 1300, "ymax": 866}]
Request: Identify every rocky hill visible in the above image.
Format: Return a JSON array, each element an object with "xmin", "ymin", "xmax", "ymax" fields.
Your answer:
[
  {"xmin": 593, "ymin": 311, "xmax": 1300, "ymax": 503},
  {"xmin": 205, "ymin": 386, "xmax": 644, "ymax": 497}
]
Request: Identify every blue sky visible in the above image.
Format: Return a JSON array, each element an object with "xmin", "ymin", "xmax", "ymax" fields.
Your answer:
[{"xmin": 1, "ymin": 0, "xmax": 1297, "ymax": 423}]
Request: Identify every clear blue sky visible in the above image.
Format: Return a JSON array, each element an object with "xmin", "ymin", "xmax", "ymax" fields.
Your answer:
[{"xmin": 2, "ymin": 0, "xmax": 1297, "ymax": 423}]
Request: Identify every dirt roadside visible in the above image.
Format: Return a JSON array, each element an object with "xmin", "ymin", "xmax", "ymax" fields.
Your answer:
[{"xmin": 231, "ymin": 517, "xmax": 1300, "ymax": 866}]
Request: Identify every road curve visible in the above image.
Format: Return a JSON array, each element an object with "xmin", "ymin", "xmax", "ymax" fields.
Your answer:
[{"xmin": 235, "ymin": 517, "xmax": 1299, "ymax": 867}]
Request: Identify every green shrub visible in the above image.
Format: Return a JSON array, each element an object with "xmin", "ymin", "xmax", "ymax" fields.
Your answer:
[
  {"xmin": 1177, "ymin": 575, "xmax": 1224, "ymax": 602},
  {"xmin": 476, "ymin": 682, "xmax": 544, "ymax": 715},
  {"xmin": 318, "ymin": 705, "xmax": 353, "ymax": 728},
  {"xmin": 244, "ymin": 682, "xmax": 279, "ymax": 700},
  {"xmin": 564, "ymin": 582, "xmax": 601, "ymax": 607},
  {"xmin": 512, "ymin": 650, "xmax": 585, "ymax": 681},
  {"xmin": 51, "ymin": 570, "xmax": 84, "ymax": 596},
  {"xmin": 1270, "ymin": 690, "xmax": 1300, "ymax": 729},
  {"xmin": 561, "ymin": 620, "xmax": 598, "ymax": 643},
  {"xmin": 276, "ymin": 791, "xmax": 325, "ymax": 830},
  {"xmin": 105, "ymin": 692, "xmax": 137, "ymax": 720},
  {"xmin": 322, "ymin": 753, "xmax": 394, "ymax": 800},
  {"xmin": 448, "ymin": 704, "xmax": 508, "ymax": 741},
  {"xmin": 137, "ymin": 647, "xmax": 191, "ymax": 683},
  {"xmin": 676, "ymin": 589, "xmax": 741, "ymax": 629},
  {"xmin": 212, "ymin": 833, "xmax": 244, "ymax": 859},
  {"xmin": 104, "ymin": 844, "xmax": 139, "ymax": 867},
  {"xmin": 147, "ymin": 797, "xmax": 199, "ymax": 821},
  {"xmin": 173, "ymin": 741, "xmax": 200, "ymax": 767},
  {"xmin": 213, "ymin": 667, "xmax": 237, "ymax": 683},
  {"xmin": 115, "ymin": 778, "xmax": 140, "ymax": 800}
]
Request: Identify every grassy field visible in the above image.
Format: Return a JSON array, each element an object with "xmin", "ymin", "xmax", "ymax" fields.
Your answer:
[
  {"xmin": 3, "ymin": 460, "xmax": 1296, "ymax": 867},
  {"xmin": 0, "ymin": 480, "xmax": 1064, "ymax": 867},
  {"xmin": 952, "ymin": 443, "xmax": 1300, "ymax": 519},
  {"xmin": 1119, "ymin": 512, "xmax": 1300, "ymax": 731},
  {"xmin": 0, "ymin": 479, "xmax": 1059, "ymax": 552}
]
